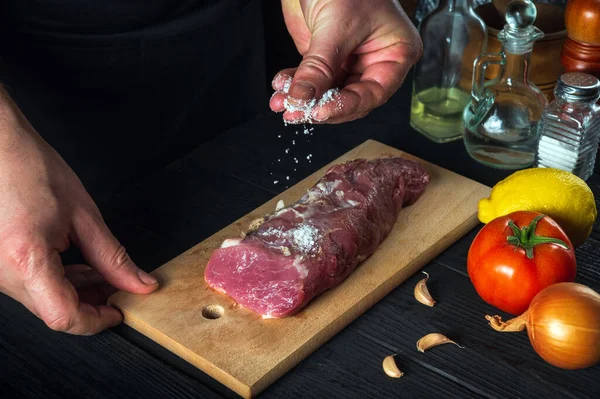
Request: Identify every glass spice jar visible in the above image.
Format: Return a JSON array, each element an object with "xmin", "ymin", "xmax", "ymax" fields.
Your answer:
[{"xmin": 535, "ymin": 72, "xmax": 600, "ymax": 181}]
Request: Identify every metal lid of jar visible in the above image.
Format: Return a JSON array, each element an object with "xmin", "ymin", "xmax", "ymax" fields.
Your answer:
[{"xmin": 555, "ymin": 72, "xmax": 600, "ymax": 102}]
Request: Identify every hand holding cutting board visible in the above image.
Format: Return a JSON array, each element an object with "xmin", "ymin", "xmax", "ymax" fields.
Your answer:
[{"xmin": 0, "ymin": 86, "xmax": 158, "ymax": 335}]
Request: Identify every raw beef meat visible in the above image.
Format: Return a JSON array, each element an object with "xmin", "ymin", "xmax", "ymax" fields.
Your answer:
[{"xmin": 204, "ymin": 157, "xmax": 430, "ymax": 318}]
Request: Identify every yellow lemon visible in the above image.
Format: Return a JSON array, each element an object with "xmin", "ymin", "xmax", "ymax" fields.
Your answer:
[{"xmin": 478, "ymin": 168, "xmax": 597, "ymax": 247}]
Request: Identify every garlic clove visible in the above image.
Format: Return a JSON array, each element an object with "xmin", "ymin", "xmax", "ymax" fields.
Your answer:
[
  {"xmin": 248, "ymin": 217, "xmax": 265, "ymax": 232},
  {"xmin": 416, "ymin": 333, "xmax": 464, "ymax": 353},
  {"xmin": 275, "ymin": 199, "xmax": 285, "ymax": 211},
  {"xmin": 414, "ymin": 271, "xmax": 436, "ymax": 307},
  {"xmin": 382, "ymin": 355, "xmax": 403, "ymax": 378}
]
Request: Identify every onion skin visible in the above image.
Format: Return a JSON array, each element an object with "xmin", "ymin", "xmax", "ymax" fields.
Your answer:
[
  {"xmin": 527, "ymin": 283, "xmax": 600, "ymax": 370},
  {"xmin": 487, "ymin": 282, "xmax": 600, "ymax": 370}
]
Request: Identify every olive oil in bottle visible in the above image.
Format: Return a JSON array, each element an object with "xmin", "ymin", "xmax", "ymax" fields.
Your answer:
[
  {"xmin": 410, "ymin": 86, "xmax": 471, "ymax": 142},
  {"xmin": 409, "ymin": 0, "xmax": 487, "ymax": 143}
]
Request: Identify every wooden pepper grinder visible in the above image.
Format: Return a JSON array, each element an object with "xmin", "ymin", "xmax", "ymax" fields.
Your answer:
[{"xmin": 560, "ymin": 0, "xmax": 600, "ymax": 78}]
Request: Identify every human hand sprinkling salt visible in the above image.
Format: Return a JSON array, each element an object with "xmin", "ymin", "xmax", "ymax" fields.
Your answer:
[{"xmin": 269, "ymin": 0, "xmax": 422, "ymax": 124}]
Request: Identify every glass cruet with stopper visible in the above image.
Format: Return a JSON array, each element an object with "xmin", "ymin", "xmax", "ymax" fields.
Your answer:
[
  {"xmin": 410, "ymin": 0, "xmax": 488, "ymax": 143},
  {"xmin": 462, "ymin": 0, "xmax": 548, "ymax": 169}
]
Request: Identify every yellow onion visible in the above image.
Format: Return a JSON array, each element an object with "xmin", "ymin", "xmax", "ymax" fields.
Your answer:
[{"xmin": 486, "ymin": 282, "xmax": 600, "ymax": 370}]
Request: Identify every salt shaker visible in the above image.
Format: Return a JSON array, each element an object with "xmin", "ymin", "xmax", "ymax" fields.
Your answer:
[{"xmin": 535, "ymin": 72, "xmax": 600, "ymax": 180}]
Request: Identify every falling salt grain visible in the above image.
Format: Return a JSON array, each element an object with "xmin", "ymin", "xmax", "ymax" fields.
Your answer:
[
  {"xmin": 274, "ymin": 180, "xmax": 279, "ymax": 184},
  {"xmin": 278, "ymin": 135, "xmax": 281, "ymax": 138},
  {"xmin": 285, "ymin": 148, "xmax": 289, "ymax": 154},
  {"xmin": 286, "ymin": 176, "xmax": 290, "ymax": 180},
  {"xmin": 292, "ymin": 140, "xmax": 295, "ymax": 145}
]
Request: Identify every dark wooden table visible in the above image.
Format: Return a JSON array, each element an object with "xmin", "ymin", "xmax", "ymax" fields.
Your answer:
[{"xmin": 1, "ymin": 80, "xmax": 599, "ymax": 399}]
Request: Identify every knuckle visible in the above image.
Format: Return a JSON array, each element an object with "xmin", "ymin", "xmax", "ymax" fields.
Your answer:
[
  {"xmin": 102, "ymin": 244, "xmax": 131, "ymax": 272},
  {"xmin": 44, "ymin": 312, "xmax": 74, "ymax": 333},
  {"xmin": 300, "ymin": 55, "xmax": 335, "ymax": 82},
  {"xmin": 8, "ymin": 241, "xmax": 52, "ymax": 279}
]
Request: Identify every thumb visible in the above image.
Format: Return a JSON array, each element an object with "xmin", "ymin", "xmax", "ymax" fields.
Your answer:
[
  {"xmin": 287, "ymin": 24, "xmax": 356, "ymax": 102},
  {"xmin": 71, "ymin": 210, "xmax": 159, "ymax": 294}
]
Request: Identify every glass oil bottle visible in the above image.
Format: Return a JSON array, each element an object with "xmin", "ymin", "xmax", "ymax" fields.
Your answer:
[{"xmin": 410, "ymin": 0, "xmax": 487, "ymax": 143}]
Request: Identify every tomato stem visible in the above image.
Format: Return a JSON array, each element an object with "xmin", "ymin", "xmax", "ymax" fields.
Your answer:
[{"xmin": 506, "ymin": 215, "xmax": 569, "ymax": 259}]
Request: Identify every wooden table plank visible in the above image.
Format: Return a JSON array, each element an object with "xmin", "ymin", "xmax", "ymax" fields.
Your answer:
[
  {"xmin": 0, "ymin": 291, "xmax": 224, "ymax": 399},
  {"xmin": 261, "ymin": 324, "xmax": 481, "ymax": 399},
  {"xmin": 348, "ymin": 263, "xmax": 600, "ymax": 399}
]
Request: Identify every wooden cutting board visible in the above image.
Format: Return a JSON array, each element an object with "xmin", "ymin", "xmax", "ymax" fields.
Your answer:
[{"xmin": 108, "ymin": 139, "xmax": 491, "ymax": 398}]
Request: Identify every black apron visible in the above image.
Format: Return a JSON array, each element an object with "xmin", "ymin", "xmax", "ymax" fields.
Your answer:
[{"xmin": 0, "ymin": 0, "xmax": 268, "ymax": 200}]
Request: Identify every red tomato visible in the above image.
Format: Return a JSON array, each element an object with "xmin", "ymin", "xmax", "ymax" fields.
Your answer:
[{"xmin": 467, "ymin": 211, "xmax": 577, "ymax": 315}]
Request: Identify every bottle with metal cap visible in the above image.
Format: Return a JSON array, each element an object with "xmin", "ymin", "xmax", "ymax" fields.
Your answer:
[
  {"xmin": 535, "ymin": 72, "xmax": 600, "ymax": 180},
  {"xmin": 462, "ymin": 0, "xmax": 548, "ymax": 169}
]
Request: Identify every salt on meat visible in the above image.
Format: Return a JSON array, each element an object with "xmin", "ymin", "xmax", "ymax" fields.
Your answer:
[{"xmin": 204, "ymin": 157, "xmax": 430, "ymax": 318}]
